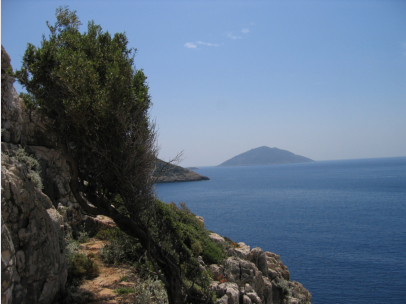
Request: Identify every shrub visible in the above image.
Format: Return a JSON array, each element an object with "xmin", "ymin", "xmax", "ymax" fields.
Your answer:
[
  {"xmin": 275, "ymin": 278, "xmax": 291, "ymax": 298},
  {"xmin": 191, "ymin": 241, "xmax": 203, "ymax": 257},
  {"xmin": 202, "ymin": 241, "xmax": 224, "ymax": 265},
  {"xmin": 65, "ymin": 234, "xmax": 99, "ymax": 286},
  {"xmin": 133, "ymin": 276, "xmax": 168, "ymax": 304},
  {"xmin": 15, "ymin": 148, "xmax": 43, "ymax": 189},
  {"xmin": 114, "ymin": 287, "xmax": 134, "ymax": 295},
  {"xmin": 77, "ymin": 230, "xmax": 90, "ymax": 244},
  {"xmin": 99, "ymin": 228, "xmax": 142, "ymax": 265}
]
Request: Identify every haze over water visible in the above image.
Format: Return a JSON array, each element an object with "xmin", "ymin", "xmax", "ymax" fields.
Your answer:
[{"xmin": 156, "ymin": 157, "xmax": 406, "ymax": 304}]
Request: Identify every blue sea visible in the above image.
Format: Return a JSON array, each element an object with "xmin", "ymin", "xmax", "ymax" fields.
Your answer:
[{"xmin": 155, "ymin": 157, "xmax": 406, "ymax": 304}]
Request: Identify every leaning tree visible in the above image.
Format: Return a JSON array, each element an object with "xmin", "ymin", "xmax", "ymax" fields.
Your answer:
[{"xmin": 16, "ymin": 7, "xmax": 212, "ymax": 304}]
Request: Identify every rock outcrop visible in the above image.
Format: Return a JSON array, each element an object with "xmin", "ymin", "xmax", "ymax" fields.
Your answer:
[{"xmin": 209, "ymin": 241, "xmax": 312, "ymax": 304}]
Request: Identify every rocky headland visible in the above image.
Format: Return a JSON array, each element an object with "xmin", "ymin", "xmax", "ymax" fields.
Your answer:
[
  {"xmin": 1, "ymin": 46, "xmax": 311, "ymax": 304},
  {"xmin": 154, "ymin": 159, "xmax": 209, "ymax": 183}
]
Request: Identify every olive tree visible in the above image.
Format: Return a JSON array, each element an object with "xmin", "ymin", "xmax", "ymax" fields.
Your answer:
[{"xmin": 16, "ymin": 7, "xmax": 212, "ymax": 304}]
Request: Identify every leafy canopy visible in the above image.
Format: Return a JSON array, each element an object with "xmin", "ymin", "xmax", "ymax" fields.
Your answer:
[{"xmin": 16, "ymin": 6, "xmax": 156, "ymax": 214}]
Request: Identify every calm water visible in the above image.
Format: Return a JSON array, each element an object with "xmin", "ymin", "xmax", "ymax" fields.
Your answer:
[{"xmin": 155, "ymin": 157, "xmax": 406, "ymax": 304}]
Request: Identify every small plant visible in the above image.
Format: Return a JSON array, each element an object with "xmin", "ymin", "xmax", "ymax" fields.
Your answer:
[
  {"xmin": 65, "ymin": 233, "xmax": 99, "ymax": 286},
  {"xmin": 202, "ymin": 241, "xmax": 224, "ymax": 265},
  {"xmin": 99, "ymin": 228, "xmax": 142, "ymax": 265},
  {"xmin": 133, "ymin": 276, "xmax": 168, "ymax": 304},
  {"xmin": 77, "ymin": 230, "xmax": 89, "ymax": 244},
  {"xmin": 217, "ymin": 274, "xmax": 227, "ymax": 284},
  {"xmin": 191, "ymin": 241, "xmax": 203, "ymax": 257},
  {"xmin": 15, "ymin": 148, "xmax": 43, "ymax": 189},
  {"xmin": 275, "ymin": 278, "xmax": 291, "ymax": 298},
  {"xmin": 179, "ymin": 202, "xmax": 191, "ymax": 215},
  {"xmin": 114, "ymin": 287, "xmax": 134, "ymax": 295}
]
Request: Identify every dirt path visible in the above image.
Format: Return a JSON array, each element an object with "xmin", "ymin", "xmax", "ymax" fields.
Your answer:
[{"xmin": 69, "ymin": 240, "xmax": 138, "ymax": 304}]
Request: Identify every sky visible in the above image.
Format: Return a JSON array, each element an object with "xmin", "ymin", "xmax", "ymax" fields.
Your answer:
[{"xmin": 2, "ymin": 0, "xmax": 406, "ymax": 167}]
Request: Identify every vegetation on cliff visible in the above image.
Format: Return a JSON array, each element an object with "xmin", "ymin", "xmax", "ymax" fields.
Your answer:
[{"xmin": 15, "ymin": 7, "xmax": 211, "ymax": 303}]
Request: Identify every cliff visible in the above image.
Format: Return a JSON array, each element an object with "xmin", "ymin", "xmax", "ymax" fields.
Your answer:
[{"xmin": 219, "ymin": 146, "xmax": 314, "ymax": 167}]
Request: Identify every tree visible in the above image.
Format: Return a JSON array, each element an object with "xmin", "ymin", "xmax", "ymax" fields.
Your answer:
[{"xmin": 16, "ymin": 7, "xmax": 212, "ymax": 304}]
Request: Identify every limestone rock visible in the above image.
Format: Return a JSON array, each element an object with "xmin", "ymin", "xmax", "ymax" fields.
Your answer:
[
  {"xmin": 209, "ymin": 232, "xmax": 225, "ymax": 244},
  {"xmin": 211, "ymin": 282, "xmax": 240, "ymax": 304},
  {"xmin": 226, "ymin": 242, "xmax": 251, "ymax": 259},
  {"xmin": 1, "ymin": 219, "xmax": 16, "ymax": 304},
  {"xmin": 288, "ymin": 281, "xmax": 312, "ymax": 303},
  {"xmin": 1, "ymin": 158, "xmax": 67, "ymax": 303},
  {"xmin": 223, "ymin": 256, "xmax": 265, "ymax": 299},
  {"xmin": 248, "ymin": 247, "xmax": 268, "ymax": 277},
  {"xmin": 265, "ymin": 251, "xmax": 290, "ymax": 281},
  {"xmin": 209, "ymin": 264, "xmax": 224, "ymax": 281},
  {"xmin": 195, "ymin": 215, "xmax": 204, "ymax": 226}
]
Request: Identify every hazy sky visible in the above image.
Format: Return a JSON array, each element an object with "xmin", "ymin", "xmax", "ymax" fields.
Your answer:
[{"xmin": 2, "ymin": 0, "xmax": 406, "ymax": 167}]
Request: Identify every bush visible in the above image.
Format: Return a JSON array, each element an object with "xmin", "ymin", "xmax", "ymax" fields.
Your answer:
[
  {"xmin": 65, "ymin": 234, "xmax": 99, "ymax": 286},
  {"xmin": 15, "ymin": 148, "xmax": 43, "ymax": 189},
  {"xmin": 99, "ymin": 228, "xmax": 142, "ymax": 265},
  {"xmin": 114, "ymin": 287, "xmax": 134, "ymax": 295},
  {"xmin": 202, "ymin": 241, "xmax": 224, "ymax": 265},
  {"xmin": 191, "ymin": 241, "xmax": 203, "ymax": 257},
  {"xmin": 77, "ymin": 230, "xmax": 90, "ymax": 244},
  {"xmin": 275, "ymin": 278, "xmax": 292, "ymax": 298},
  {"xmin": 133, "ymin": 276, "xmax": 168, "ymax": 304}
]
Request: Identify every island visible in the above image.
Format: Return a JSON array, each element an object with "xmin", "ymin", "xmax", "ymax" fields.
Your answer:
[{"xmin": 218, "ymin": 146, "xmax": 314, "ymax": 167}]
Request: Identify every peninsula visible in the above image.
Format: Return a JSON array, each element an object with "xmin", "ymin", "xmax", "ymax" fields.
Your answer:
[{"xmin": 218, "ymin": 146, "xmax": 314, "ymax": 167}]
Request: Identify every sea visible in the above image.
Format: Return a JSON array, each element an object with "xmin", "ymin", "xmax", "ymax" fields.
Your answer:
[{"xmin": 155, "ymin": 157, "xmax": 406, "ymax": 304}]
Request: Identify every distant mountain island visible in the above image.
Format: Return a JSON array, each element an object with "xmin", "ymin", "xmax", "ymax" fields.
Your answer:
[
  {"xmin": 218, "ymin": 146, "xmax": 314, "ymax": 167},
  {"xmin": 154, "ymin": 160, "xmax": 209, "ymax": 183}
]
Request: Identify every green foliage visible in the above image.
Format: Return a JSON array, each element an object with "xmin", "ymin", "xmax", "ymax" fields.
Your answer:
[
  {"xmin": 275, "ymin": 278, "xmax": 292, "ymax": 298},
  {"xmin": 15, "ymin": 6, "xmax": 155, "ymax": 210},
  {"xmin": 99, "ymin": 228, "xmax": 143, "ymax": 265},
  {"xmin": 114, "ymin": 287, "xmax": 134, "ymax": 295},
  {"xmin": 65, "ymin": 234, "xmax": 99, "ymax": 286},
  {"xmin": 191, "ymin": 241, "xmax": 203, "ymax": 257},
  {"xmin": 201, "ymin": 241, "xmax": 224, "ymax": 265},
  {"xmin": 77, "ymin": 230, "xmax": 90, "ymax": 243},
  {"xmin": 15, "ymin": 148, "xmax": 43, "ymax": 189},
  {"xmin": 133, "ymin": 276, "xmax": 168, "ymax": 304}
]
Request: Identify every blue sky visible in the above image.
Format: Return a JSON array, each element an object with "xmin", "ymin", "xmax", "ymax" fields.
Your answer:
[{"xmin": 2, "ymin": 0, "xmax": 406, "ymax": 166}]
